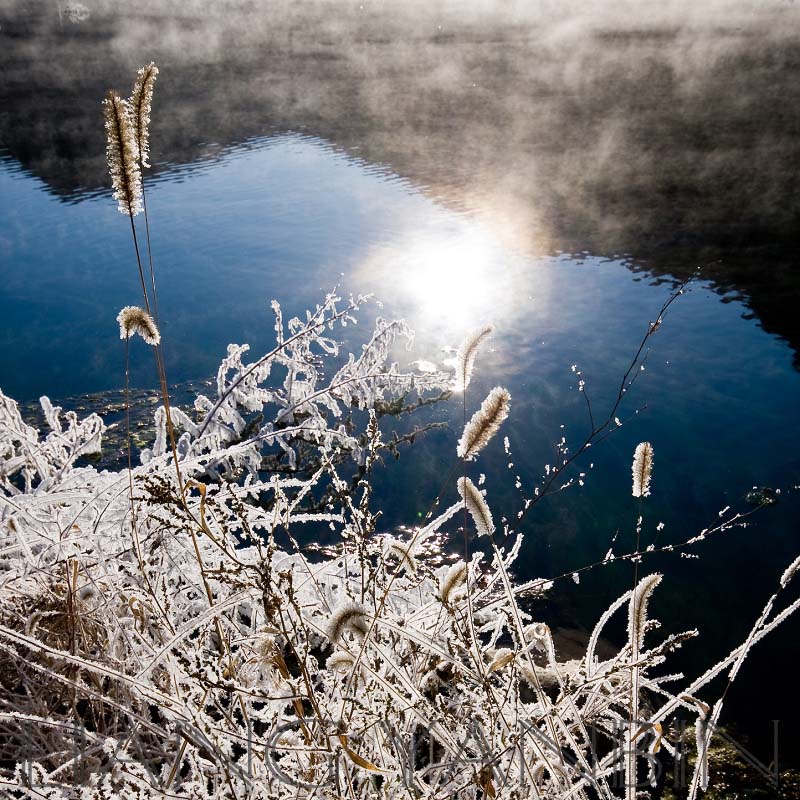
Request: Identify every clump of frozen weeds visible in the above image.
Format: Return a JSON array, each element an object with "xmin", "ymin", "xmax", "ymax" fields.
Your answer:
[
  {"xmin": 0, "ymin": 60, "xmax": 796, "ymax": 800},
  {"xmin": 0, "ymin": 305, "xmax": 797, "ymax": 800}
]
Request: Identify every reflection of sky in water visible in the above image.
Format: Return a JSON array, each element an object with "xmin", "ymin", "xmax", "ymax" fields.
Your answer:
[
  {"xmin": 2, "ymin": 132, "xmax": 800, "ymax": 745},
  {"xmin": 3, "ymin": 133, "xmax": 799, "ymax": 508},
  {"xmin": 2, "ymin": 131, "xmax": 799, "ymax": 537},
  {"xmin": 0, "ymin": 133, "xmax": 545, "ymax": 396}
]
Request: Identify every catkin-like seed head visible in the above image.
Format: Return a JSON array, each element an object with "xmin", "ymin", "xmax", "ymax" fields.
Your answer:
[
  {"xmin": 457, "ymin": 387, "xmax": 511, "ymax": 460},
  {"xmin": 326, "ymin": 602, "xmax": 370, "ymax": 643},
  {"xmin": 103, "ymin": 91, "xmax": 143, "ymax": 216},
  {"xmin": 453, "ymin": 324, "xmax": 494, "ymax": 392},
  {"xmin": 628, "ymin": 573, "xmax": 662, "ymax": 652},
  {"xmin": 631, "ymin": 441, "xmax": 654, "ymax": 498},
  {"xmin": 439, "ymin": 561, "xmax": 468, "ymax": 604},
  {"xmin": 117, "ymin": 306, "xmax": 160, "ymax": 346},
  {"xmin": 130, "ymin": 62, "xmax": 158, "ymax": 169},
  {"xmin": 383, "ymin": 538, "xmax": 418, "ymax": 573},
  {"xmin": 457, "ymin": 476, "xmax": 494, "ymax": 537}
]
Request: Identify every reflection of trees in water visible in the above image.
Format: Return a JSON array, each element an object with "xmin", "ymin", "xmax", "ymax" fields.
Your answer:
[{"xmin": 2, "ymin": 0, "xmax": 799, "ymax": 360}]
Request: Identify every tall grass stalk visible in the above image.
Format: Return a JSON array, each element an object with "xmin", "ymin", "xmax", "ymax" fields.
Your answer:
[{"xmin": 105, "ymin": 76, "xmax": 183, "ymax": 495}]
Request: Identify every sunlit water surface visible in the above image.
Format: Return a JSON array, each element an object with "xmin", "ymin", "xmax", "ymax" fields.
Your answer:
[{"xmin": 2, "ymin": 132, "xmax": 799, "ymax": 760}]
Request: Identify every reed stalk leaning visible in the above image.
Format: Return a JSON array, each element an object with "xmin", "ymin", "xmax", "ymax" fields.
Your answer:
[{"xmin": 103, "ymin": 66, "xmax": 183, "ymax": 493}]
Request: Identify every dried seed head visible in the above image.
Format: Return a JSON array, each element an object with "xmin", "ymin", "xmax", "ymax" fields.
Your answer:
[
  {"xmin": 457, "ymin": 477, "xmax": 494, "ymax": 537},
  {"xmin": 632, "ymin": 441, "xmax": 654, "ymax": 498},
  {"xmin": 628, "ymin": 573, "xmax": 662, "ymax": 652},
  {"xmin": 453, "ymin": 324, "xmax": 494, "ymax": 392},
  {"xmin": 439, "ymin": 561, "xmax": 468, "ymax": 604},
  {"xmin": 383, "ymin": 538, "xmax": 418, "ymax": 573},
  {"xmin": 117, "ymin": 306, "xmax": 160, "ymax": 346},
  {"xmin": 103, "ymin": 91, "xmax": 142, "ymax": 216},
  {"xmin": 326, "ymin": 652, "xmax": 357, "ymax": 673},
  {"xmin": 326, "ymin": 602, "xmax": 370, "ymax": 643},
  {"xmin": 129, "ymin": 62, "xmax": 158, "ymax": 169},
  {"xmin": 457, "ymin": 387, "xmax": 511, "ymax": 461}
]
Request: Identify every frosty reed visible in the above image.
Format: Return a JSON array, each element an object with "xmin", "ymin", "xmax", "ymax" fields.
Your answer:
[{"xmin": 0, "ymin": 62, "xmax": 797, "ymax": 800}]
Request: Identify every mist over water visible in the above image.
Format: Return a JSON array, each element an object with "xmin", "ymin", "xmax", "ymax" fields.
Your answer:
[
  {"xmin": 3, "ymin": 0, "xmax": 800, "ymax": 356},
  {"xmin": 2, "ymin": 0, "xmax": 800, "ymax": 767}
]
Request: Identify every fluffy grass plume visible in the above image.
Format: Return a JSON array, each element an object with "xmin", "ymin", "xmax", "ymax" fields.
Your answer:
[
  {"xmin": 458, "ymin": 476, "xmax": 494, "ymax": 536},
  {"xmin": 326, "ymin": 601, "xmax": 370, "ymax": 642},
  {"xmin": 628, "ymin": 573, "xmax": 662, "ymax": 652},
  {"xmin": 631, "ymin": 441, "xmax": 654, "ymax": 498},
  {"xmin": 129, "ymin": 62, "xmax": 158, "ymax": 169},
  {"xmin": 439, "ymin": 561, "xmax": 467, "ymax": 603},
  {"xmin": 117, "ymin": 305, "xmax": 160, "ymax": 345},
  {"xmin": 383, "ymin": 537, "xmax": 418, "ymax": 573},
  {"xmin": 454, "ymin": 324, "xmax": 493, "ymax": 391},
  {"xmin": 103, "ymin": 91, "xmax": 142, "ymax": 216},
  {"xmin": 457, "ymin": 386, "xmax": 511, "ymax": 460},
  {"xmin": 326, "ymin": 652, "xmax": 357, "ymax": 673}
]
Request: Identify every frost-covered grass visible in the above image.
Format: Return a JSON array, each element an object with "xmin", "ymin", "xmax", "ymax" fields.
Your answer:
[
  {"xmin": 1, "ymin": 305, "xmax": 798, "ymax": 800},
  {"xmin": 0, "ymin": 62, "xmax": 797, "ymax": 800}
]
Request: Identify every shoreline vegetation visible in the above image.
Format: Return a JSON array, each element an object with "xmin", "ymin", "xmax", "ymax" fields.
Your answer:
[{"xmin": 0, "ymin": 61, "xmax": 798, "ymax": 800}]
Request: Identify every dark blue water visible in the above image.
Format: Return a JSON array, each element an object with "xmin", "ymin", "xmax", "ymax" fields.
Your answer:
[
  {"xmin": 2, "ymin": 0, "xmax": 800, "ymax": 770},
  {"xmin": 3, "ymin": 134, "xmax": 799, "ymax": 759}
]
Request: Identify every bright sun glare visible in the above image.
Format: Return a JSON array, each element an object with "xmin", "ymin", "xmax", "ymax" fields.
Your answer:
[
  {"xmin": 402, "ymin": 233, "xmax": 498, "ymax": 328},
  {"xmin": 357, "ymin": 222, "xmax": 531, "ymax": 340}
]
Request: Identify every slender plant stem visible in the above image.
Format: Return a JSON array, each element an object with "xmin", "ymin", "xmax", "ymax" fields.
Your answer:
[
  {"xmin": 128, "ymin": 215, "xmax": 151, "ymax": 315},
  {"xmin": 127, "ymin": 213, "xmax": 184, "ymax": 493},
  {"xmin": 140, "ymin": 182, "xmax": 160, "ymax": 325},
  {"xmin": 628, "ymin": 498, "xmax": 642, "ymax": 800},
  {"xmin": 124, "ymin": 337, "xmax": 136, "ymax": 528}
]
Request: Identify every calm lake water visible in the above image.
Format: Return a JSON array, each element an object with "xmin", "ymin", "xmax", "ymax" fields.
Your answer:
[{"xmin": 2, "ymin": 0, "xmax": 800, "ymax": 767}]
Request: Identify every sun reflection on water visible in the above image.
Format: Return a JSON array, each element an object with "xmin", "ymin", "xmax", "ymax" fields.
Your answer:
[{"xmin": 353, "ymin": 217, "xmax": 543, "ymax": 353}]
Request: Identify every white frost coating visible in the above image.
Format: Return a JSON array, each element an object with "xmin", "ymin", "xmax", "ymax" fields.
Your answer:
[
  {"xmin": 117, "ymin": 306, "xmax": 161, "ymax": 346},
  {"xmin": 628, "ymin": 573, "xmax": 662, "ymax": 652},
  {"xmin": 103, "ymin": 91, "xmax": 142, "ymax": 216},
  {"xmin": 453, "ymin": 323, "xmax": 493, "ymax": 391},
  {"xmin": 457, "ymin": 386, "xmax": 511, "ymax": 460},
  {"xmin": 439, "ymin": 561, "xmax": 468, "ymax": 603},
  {"xmin": 327, "ymin": 601, "xmax": 370, "ymax": 642},
  {"xmin": 457, "ymin": 476, "xmax": 494, "ymax": 537},
  {"xmin": 632, "ymin": 441, "xmax": 654, "ymax": 498},
  {"xmin": 129, "ymin": 62, "xmax": 158, "ymax": 169},
  {"xmin": 382, "ymin": 537, "xmax": 418, "ymax": 573},
  {"xmin": 147, "ymin": 295, "xmax": 451, "ymax": 477},
  {"xmin": 780, "ymin": 554, "xmax": 800, "ymax": 588},
  {"xmin": 0, "ymin": 391, "xmax": 104, "ymax": 494},
  {"xmin": 0, "ymin": 295, "xmax": 796, "ymax": 800}
]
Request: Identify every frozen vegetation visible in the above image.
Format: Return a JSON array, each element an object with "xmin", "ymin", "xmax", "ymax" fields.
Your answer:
[{"xmin": 0, "ymin": 62, "xmax": 798, "ymax": 800}]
